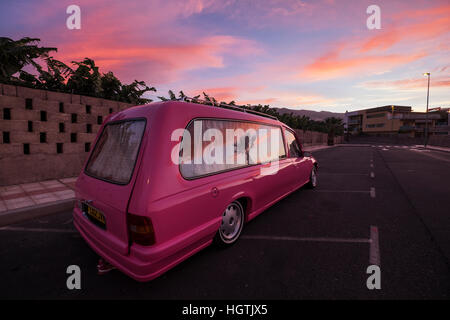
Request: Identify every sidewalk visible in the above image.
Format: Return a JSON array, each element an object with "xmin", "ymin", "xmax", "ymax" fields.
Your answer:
[
  {"xmin": 303, "ymin": 144, "xmax": 338, "ymax": 152},
  {"xmin": 414, "ymin": 145, "xmax": 450, "ymax": 153},
  {"xmin": 0, "ymin": 177, "xmax": 77, "ymax": 226}
]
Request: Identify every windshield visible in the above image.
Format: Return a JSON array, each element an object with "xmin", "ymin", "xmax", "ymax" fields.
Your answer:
[{"xmin": 85, "ymin": 119, "xmax": 146, "ymax": 184}]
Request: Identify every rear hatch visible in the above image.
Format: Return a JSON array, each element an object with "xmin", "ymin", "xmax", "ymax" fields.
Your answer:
[{"xmin": 75, "ymin": 118, "xmax": 147, "ymax": 255}]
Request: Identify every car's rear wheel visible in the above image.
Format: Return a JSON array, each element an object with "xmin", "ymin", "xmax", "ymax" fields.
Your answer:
[
  {"xmin": 215, "ymin": 201, "xmax": 244, "ymax": 247},
  {"xmin": 306, "ymin": 166, "xmax": 317, "ymax": 189}
]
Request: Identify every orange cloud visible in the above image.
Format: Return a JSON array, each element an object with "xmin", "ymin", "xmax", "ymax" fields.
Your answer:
[
  {"xmin": 361, "ymin": 15, "xmax": 450, "ymax": 53},
  {"xmin": 197, "ymin": 87, "xmax": 239, "ymax": 102},
  {"xmin": 303, "ymin": 50, "xmax": 426, "ymax": 80},
  {"xmin": 301, "ymin": 3, "xmax": 449, "ymax": 81},
  {"xmin": 54, "ymin": 35, "xmax": 262, "ymax": 84},
  {"xmin": 362, "ymin": 77, "xmax": 450, "ymax": 90}
]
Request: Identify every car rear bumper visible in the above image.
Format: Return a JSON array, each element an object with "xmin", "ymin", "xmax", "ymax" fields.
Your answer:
[{"xmin": 73, "ymin": 207, "xmax": 213, "ymax": 282}]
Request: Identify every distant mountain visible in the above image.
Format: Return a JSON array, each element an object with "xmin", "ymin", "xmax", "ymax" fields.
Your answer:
[{"xmin": 275, "ymin": 108, "xmax": 344, "ymax": 121}]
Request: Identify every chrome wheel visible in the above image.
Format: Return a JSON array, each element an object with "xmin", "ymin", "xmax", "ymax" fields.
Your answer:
[
  {"xmin": 311, "ymin": 167, "xmax": 317, "ymax": 187},
  {"xmin": 307, "ymin": 166, "xmax": 317, "ymax": 189},
  {"xmin": 218, "ymin": 201, "xmax": 244, "ymax": 244}
]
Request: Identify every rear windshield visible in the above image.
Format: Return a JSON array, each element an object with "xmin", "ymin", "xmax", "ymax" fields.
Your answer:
[{"xmin": 85, "ymin": 119, "xmax": 146, "ymax": 184}]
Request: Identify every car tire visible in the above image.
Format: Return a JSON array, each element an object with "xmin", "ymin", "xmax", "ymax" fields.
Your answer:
[
  {"xmin": 306, "ymin": 166, "xmax": 317, "ymax": 189},
  {"xmin": 215, "ymin": 201, "xmax": 245, "ymax": 247}
]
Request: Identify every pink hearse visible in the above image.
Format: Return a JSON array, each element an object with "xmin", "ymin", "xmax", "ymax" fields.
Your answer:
[{"xmin": 73, "ymin": 100, "xmax": 318, "ymax": 281}]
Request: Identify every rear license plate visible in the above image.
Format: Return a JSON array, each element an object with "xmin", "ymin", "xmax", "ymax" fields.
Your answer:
[{"xmin": 82, "ymin": 203, "xmax": 106, "ymax": 229}]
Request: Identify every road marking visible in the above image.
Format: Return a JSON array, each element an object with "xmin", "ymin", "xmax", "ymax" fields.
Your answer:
[
  {"xmin": 0, "ymin": 226, "xmax": 77, "ymax": 233},
  {"xmin": 370, "ymin": 163, "xmax": 374, "ymax": 168},
  {"xmin": 242, "ymin": 235, "xmax": 370, "ymax": 244},
  {"xmin": 370, "ymin": 187, "xmax": 376, "ymax": 198},
  {"xmin": 370, "ymin": 172, "xmax": 375, "ymax": 178},
  {"xmin": 314, "ymin": 190, "xmax": 370, "ymax": 194},
  {"xmin": 369, "ymin": 226, "xmax": 380, "ymax": 266},
  {"xmin": 319, "ymin": 173, "xmax": 369, "ymax": 176},
  {"xmin": 63, "ymin": 218, "xmax": 73, "ymax": 225}
]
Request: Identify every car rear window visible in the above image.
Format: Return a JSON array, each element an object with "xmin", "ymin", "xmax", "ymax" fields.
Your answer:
[{"xmin": 85, "ymin": 119, "xmax": 146, "ymax": 184}]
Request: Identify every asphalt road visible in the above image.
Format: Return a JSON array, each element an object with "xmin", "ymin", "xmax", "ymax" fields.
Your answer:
[{"xmin": 1, "ymin": 145, "xmax": 449, "ymax": 299}]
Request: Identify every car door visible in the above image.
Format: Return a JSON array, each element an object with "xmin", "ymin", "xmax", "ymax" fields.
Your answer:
[{"xmin": 284, "ymin": 129, "xmax": 310, "ymax": 188}]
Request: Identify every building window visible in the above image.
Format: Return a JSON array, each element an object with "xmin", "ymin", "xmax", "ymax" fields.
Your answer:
[
  {"xmin": 71, "ymin": 113, "xmax": 77, "ymax": 123},
  {"xmin": 59, "ymin": 123, "xmax": 65, "ymax": 133},
  {"xmin": 85, "ymin": 142, "xmax": 91, "ymax": 152},
  {"xmin": 25, "ymin": 98, "xmax": 33, "ymax": 110},
  {"xmin": 97, "ymin": 116, "xmax": 103, "ymax": 125},
  {"xmin": 366, "ymin": 123, "xmax": 385, "ymax": 128},
  {"xmin": 56, "ymin": 143, "xmax": 63, "ymax": 154},
  {"xmin": 86, "ymin": 105, "xmax": 91, "ymax": 114},
  {"xmin": 86, "ymin": 124, "xmax": 92, "ymax": 133},
  {"xmin": 59, "ymin": 102, "xmax": 64, "ymax": 113},
  {"xmin": 28, "ymin": 121, "xmax": 33, "ymax": 132},
  {"xmin": 3, "ymin": 132, "xmax": 10, "ymax": 144},
  {"xmin": 23, "ymin": 143, "xmax": 30, "ymax": 155},
  {"xmin": 40, "ymin": 132, "xmax": 47, "ymax": 143},
  {"xmin": 71, "ymin": 133, "xmax": 77, "ymax": 143},
  {"xmin": 40, "ymin": 111, "xmax": 47, "ymax": 121},
  {"xmin": 109, "ymin": 108, "xmax": 113, "ymax": 114},
  {"xmin": 3, "ymin": 108, "xmax": 11, "ymax": 120},
  {"xmin": 367, "ymin": 113, "xmax": 386, "ymax": 119}
]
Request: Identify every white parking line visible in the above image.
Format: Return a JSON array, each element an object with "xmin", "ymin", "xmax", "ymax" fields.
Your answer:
[
  {"xmin": 370, "ymin": 187, "xmax": 376, "ymax": 198},
  {"xmin": 0, "ymin": 227, "xmax": 77, "ymax": 233},
  {"xmin": 243, "ymin": 226, "xmax": 381, "ymax": 266},
  {"xmin": 369, "ymin": 226, "xmax": 380, "ymax": 266},
  {"xmin": 241, "ymin": 235, "xmax": 370, "ymax": 244},
  {"xmin": 314, "ymin": 190, "xmax": 370, "ymax": 194}
]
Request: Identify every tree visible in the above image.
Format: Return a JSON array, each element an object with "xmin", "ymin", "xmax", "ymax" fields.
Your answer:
[
  {"xmin": 36, "ymin": 57, "xmax": 73, "ymax": 91},
  {"xmin": 66, "ymin": 58, "xmax": 102, "ymax": 96},
  {"xmin": 0, "ymin": 37, "xmax": 57, "ymax": 82},
  {"xmin": 100, "ymin": 71, "xmax": 122, "ymax": 101},
  {"xmin": 119, "ymin": 80, "xmax": 156, "ymax": 104},
  {"xmin": 324, "ymin": 117, "xmax": 344, "ymax": 145}
]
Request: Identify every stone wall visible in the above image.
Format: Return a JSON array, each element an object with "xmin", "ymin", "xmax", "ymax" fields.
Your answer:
[
  {"xmin": 295, "ymin": 129, "xmax": 343, "ymax": 146},
  {"xmin": 0, "ymin": 83, "xmax": 133, "ymax": 186}
]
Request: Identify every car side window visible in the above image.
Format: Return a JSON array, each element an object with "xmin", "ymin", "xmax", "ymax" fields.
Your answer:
[{"xmin": 284, "ymin": 129, "xmax": 302, "ymax": 158}]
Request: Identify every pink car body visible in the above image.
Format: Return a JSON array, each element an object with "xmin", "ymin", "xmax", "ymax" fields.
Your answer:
[{"xmin": 73, "ymin": 101, "xmax": 317, "ymax": 281}]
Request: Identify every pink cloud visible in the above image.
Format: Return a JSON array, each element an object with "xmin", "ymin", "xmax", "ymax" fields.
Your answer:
[{"xmin": 362, "ymin": 77, "xmax": 450, "ymax": 90}]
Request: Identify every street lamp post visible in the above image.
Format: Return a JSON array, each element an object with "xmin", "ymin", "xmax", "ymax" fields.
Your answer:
[{"xmin": 423, "ymin": 72, "xmax": 430, "ymax": 147}]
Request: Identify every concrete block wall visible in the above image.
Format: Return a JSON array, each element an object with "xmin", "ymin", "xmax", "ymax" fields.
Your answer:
[
  {"xmin": 0, "ymin": 83, "xmax": 133, "ymax": 186},
  {"xmin": 295, "ymin": 129, "xmax": 344, "ymax": 146}
]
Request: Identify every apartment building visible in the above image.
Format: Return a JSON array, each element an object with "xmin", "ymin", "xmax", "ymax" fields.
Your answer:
[{"xmin": 344, "ymin": 105, "xmax": 450, "ymax": 137}]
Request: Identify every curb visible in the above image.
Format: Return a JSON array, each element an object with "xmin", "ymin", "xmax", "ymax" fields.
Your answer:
[
  {"xmin": 414, "ymin": 145, "xmax": 450, "ymax": 153},
  {"xmin": 0, "ymin": 199, "xmax": 75, "ymax": 227}
]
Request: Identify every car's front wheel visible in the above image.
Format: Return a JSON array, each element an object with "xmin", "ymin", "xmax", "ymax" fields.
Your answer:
[{"xmin": 215, "ymin": 201, "xmax": 244, "ymax": 247}]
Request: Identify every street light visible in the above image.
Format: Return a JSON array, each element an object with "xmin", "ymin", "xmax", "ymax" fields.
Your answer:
[
  {"xmin": 423, "ymin": 72, "xmax": 430, "ymax": 147},
  {"xmin": 391, "ymin": 105, "xmax": 394, "ymax": 133}
]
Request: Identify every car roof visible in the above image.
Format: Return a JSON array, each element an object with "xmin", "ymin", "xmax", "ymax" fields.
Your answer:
[{"xmin": 108, "ymin": 101, "xmax": 290, "ymax": 129}]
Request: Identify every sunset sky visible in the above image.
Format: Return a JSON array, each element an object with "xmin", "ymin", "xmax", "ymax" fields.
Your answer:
[{"xmin": 1, "ymin": 0, "xmax": 449, "ymax": 112}]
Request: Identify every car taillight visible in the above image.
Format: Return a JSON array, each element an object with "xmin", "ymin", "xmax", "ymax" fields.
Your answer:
[{"xmin": 127, "ymin": 213, "xmax": 155, "ymax": 246}]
